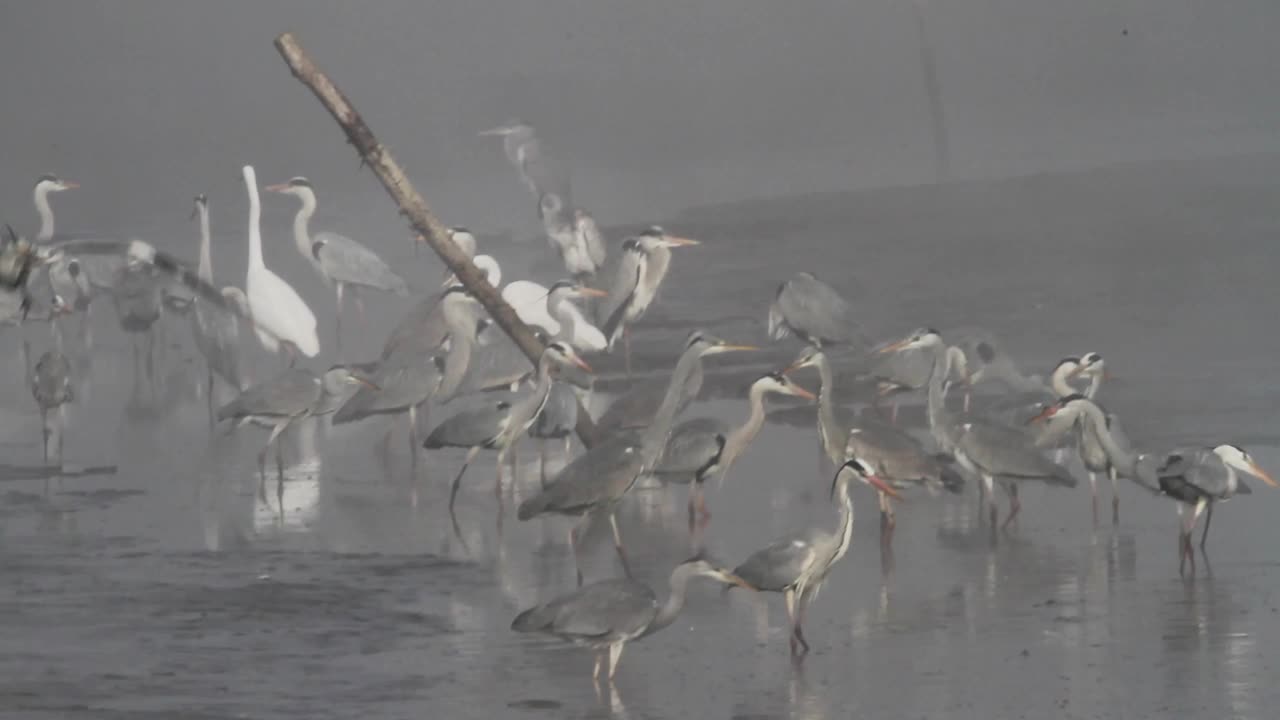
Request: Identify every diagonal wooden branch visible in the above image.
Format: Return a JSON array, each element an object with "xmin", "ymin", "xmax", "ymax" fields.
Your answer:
[{"xmin": 273, "ymin": 31, "xmax": 599, "ymax": 448}]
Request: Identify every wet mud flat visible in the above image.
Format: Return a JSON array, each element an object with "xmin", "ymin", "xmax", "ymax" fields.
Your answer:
[{"xmin": 3, "ymin": 153, "xmax": 1280, "ymax": 718}]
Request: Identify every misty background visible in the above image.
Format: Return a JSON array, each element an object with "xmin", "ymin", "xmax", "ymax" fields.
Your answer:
[{"xmin": 2, "ymin": 0, "xmax": 1279, "ymax": 249}]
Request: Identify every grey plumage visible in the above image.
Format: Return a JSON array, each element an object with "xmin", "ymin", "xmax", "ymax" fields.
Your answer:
[
  {"xmin": 594, "ymin": 361, "xmax": 703, "ymax": 432},
  {"xmin": 768, "ymin": 271, "xmax": 866, "ymax": 348}
]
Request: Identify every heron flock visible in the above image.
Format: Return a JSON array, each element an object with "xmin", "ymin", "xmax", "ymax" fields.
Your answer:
[{"xmin": 2, "ymin": 118, "xmax": 1276, "ymax": 689}]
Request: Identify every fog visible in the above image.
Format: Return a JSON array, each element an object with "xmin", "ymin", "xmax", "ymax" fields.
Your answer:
[{"xmin": 3, "ymin": 1, "xmax": 1279, "ymax": 238}]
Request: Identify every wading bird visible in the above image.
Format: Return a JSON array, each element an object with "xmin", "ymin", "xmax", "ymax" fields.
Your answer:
[
  {"xmin": 479, "ymin": 120, "xmax": 571, "ymax": 200},
  {"xmin": 28, "ymin": 345, "xmax": 73, "ymax": 467},
  {"xmin": 512, "ymin": 557, "xmax": 750, "ymax": 688},
  {"xmin": 1028, "ymin": 393, "xmax": 1142, "ymax": 524},
  {"xmin": 501, "ymin": 279, "xmax": 608, "ymax": 352},
  {"xmin": 267, "ymin": 177, "xmax": 407, "ymax": 349},
  {"xmin": 730, "ymin": 458, "xmax": 898, "ymax": 656},
  {"xmin": 241, "ymin": 165, "xmax": 319, "ymax": 362},
  {"xmin": 519, "ymin": 332, "xmax": 756, "ymax": 585},
  {"xmin": 599, "ymin": 227, "xmax": 699, "ymax": 376},
  {"xmin": 423, "ymin": 342, "xmax": 593, "ymax": 538},
  {"xmin": 538, "ymin": 192, "xmax": 606, "ymax": 281},
  {"xmin": 768, "ymin": 272, "xmax": 867, "ymax": 349},
  {"xmin": 1152, "ymin": 444, "xmax": 1276, "ymax": 574},
  {"xmin": 188, "ymin": 194, "xmax": 244, "ymax": 429},
  {"xmin": 654, "ymin": 372, "xmax": 816, "ymax": 526},
  {"xmin": 218, "ymin": 366, "xmax": 376, "ymax": 511},
  {"xmin": 880, "ymin": 329, "xmax": 1076, "ymax": 535}
]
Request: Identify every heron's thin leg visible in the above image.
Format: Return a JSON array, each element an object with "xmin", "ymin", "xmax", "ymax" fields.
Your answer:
[
  {"xmin": 448, "ymin": 445, "xmax": 483, "ymax": 542},
  {"xmin": 354, "ymin": 291, "xmax": 366, "ymax": 324},
  {"xmin": 592, "ymin": 654, "xmax": 604, "ymax": 698},
  {"xmin": 40, "ymin": 409, "xmax": 50, "ymax": 468},
  {"xmin": 1089, "ymin": 472, "xmax": 1099, "ymax": 525},
  {"xmin": 407, "ymin": 405, "xmax": 419, "ymax": 479},
  {"xmin": 334, "ymin": 282, "xmax": 344, "ymax": 355},
  {"xmin": 1200, "ymin": 501, "xmax": 1213, "ymax": 551},
  {"xmin": 570, "ymin": 521, "xmax": 585, "ymax": 587},
  {"xmin": 793, "ymin": 595, "xmax": 811, "ymax": 654},
  {"xmin": 1110, "ymin": 466, "xmax": 1120, "ymax": 525},
  {"xmin": 276, "ymin": 441, "xmax": 286, "ymax": 521},
  {"xmin": 785, "ymin": 589, "xmax": 801, "ymax": 656},
  {"xmin": 889, "ymin": 399, "xmax": 899, "ymax": 426},
  {"xmin": 609, "ymin": 512, "xmax": 632, "ymax": 578},
  {"xmin": 1001, "ymin": 482, "xmax": 1020, "ymax": 532},
  {"xmin": 624, "ymin": 326, "xmax": 632, "ymax": 379},
  {"xmin": 982, "ymin": 473, "xmax": 997, "ymax": 531},
  {"xmin": 539, "ymin": 439, "xmax": 548, "ymax": 489},
  {"xmin": 206, "ymin": 371, "xmax": 216, "ymax": 434},
  {"xmin": 607, "ymin": 642, "xmax": 626, "ymax": 680},
  {"xmin": 563, "ymin": 435, "xmax": 572, "ymax": 463}
]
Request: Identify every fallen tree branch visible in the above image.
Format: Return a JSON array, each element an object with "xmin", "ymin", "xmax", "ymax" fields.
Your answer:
[{"xmin": 273, "ymin": 31, "xmax": 599, "ymax": 448}]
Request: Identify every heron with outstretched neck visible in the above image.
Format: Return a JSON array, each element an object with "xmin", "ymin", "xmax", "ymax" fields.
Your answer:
[
  {"xmin": 518, "ymin": 331, "xmax": 756, "ymax": 585},
  {"xmin": 728, "ymin": 458, "xmax": 898, "ymax": 656}
]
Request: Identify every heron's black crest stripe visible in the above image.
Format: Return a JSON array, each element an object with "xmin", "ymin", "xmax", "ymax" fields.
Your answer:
[
  {"xmin": 37, "ymin": 174, "xmax": 59, "ymax": 184},
  {"xmin": 311, "ymin": 241, "xmax": 325, "ymax": 261},
  {"xmin": 976, "ymin": 341, "xmax": 996, "ymax": 363},
  {"xmin": 1057, "ymin": 356, "xmax": 1081, "ymax": 367},
  {"xmin": 289, "ymin": 177, "xmax": 312, "ymax": 188}
]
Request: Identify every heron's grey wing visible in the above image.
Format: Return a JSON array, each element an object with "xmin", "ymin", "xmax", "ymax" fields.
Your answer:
[
  {"xmin": 577, "ymin": 213, "xmax": 607, "ymax": 269},
  {"xmin": 456, "ymin": 331, "xmax": 532, "ymax": 395},
  {"xmin": 774, "ymin": 272, "xmax": 866, "ymax": 347},
  {"xmin": 312, "ymin": 231, "xmax": 407, "ymax": 295},
  {"xmin": 333, "ymin": 358, "xmax": 441, "ymax": 423},
  {"xmin": 192, "ymin": 301, "xmax": 243, "ymax": 391},
  {"xmin": 1157, "ymin": 447, "xmax": 1232, "ymax": 500},
  {"xmin": 422, "ymin": 400, "xmax": 510, "ymax": 449},
  {"xmin": 31, "ymin": 352, "xmax": 73, "ymax": 406},
  {"xmin": 654, "ymin": 417, "xmax": 729, "ymax": 478},
  {"xmin": 960, "ymin": 421, "xmax": 1075, "ymax": 486},
  {"xmin": 531, "ymin": 382, "xmax": 579, "ymax": 438},
  {"xmin": 867, "ymin": 346, "xmax": 932, "ymax": 390},
  {"xmin": 382, "ymin": 294, "xmax": 447, "ymax": 360},
  {"xmin": 734, "ymin": 532, "xmax": 820, "ymax": 592},
  {"xmin": 512, "ymin": 579, "xmax": 655, "ymax": 642},
  {"xmin": 595, "ymin": 363, "xmax": 703, "ymax": 432},
  {"xmin": 518, "ymin": 431, "xmax": 646, "ymax": 519},
  {"xmin": 599, "ymin": 242, "xmax": 643, "ymax": 340},
  {"xmin": 217, "ymin": 369, "xmax": 318, "ymax": 421},
  {"xmin": 846, "ymin": 420, "xmax": 942, "ymax": 483}
]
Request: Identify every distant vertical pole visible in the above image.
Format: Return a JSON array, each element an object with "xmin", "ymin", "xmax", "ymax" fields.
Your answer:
[{"xmin": 911, "ymin": 0, "xmax": 951, "ymax": 182}]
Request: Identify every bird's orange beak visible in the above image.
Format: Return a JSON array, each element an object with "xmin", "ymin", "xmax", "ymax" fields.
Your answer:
[
  {"xmin": 719, "ymin": 344, "xmax": 759, "ymax": 353},
  {"xmin": 578, "ymin": 287, "xmax": 609, "ymax": 298},
  {"xmin": 1027, "ymin": 405, "xmax": 1058, "ymax": 425},
  {"xmin": 876, "ymin": 338, "xmax": 911, "ymax": 355},
  {"xmin": 264, "ymin": 183, "xmax": 290, "ymax": 193},
  {"xmin": 1249, "ymin": 461, "xmax": 1279, "ymax": 488},
  {"xmin": 62, "ymin": 180, "xmax": 80, "ymax": 189},
  {"xmin": 865, "ymin": 473, "xmax": 902, "ymax": 500},
  {"xmin": 664, "ymin": 234, "xmax": 699, "ymax": 247},
  {"xmin": 790, "ymin": 384, "xmax": 817, "ymax": 402},
  {"xmin": 357, "ymin": 376, "xmax": 381, "ymax": 391},
  {"xmin": 570, "ymin": 356, "xmax": 594, "ymax": 373},
  {"xmin": 717, "ymin": 570, "xmax": 756, "ymax": 590}
]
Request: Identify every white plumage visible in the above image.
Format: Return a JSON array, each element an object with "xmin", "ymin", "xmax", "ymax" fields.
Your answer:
[{"xmin": 241, "ymin": 165, "xmax": 319, "ymax": 358}]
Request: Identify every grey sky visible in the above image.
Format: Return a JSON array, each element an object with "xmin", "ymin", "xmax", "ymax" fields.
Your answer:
[{"xmin": 3, "ymin": 0, "xmax": 1279, "ymax": 242}]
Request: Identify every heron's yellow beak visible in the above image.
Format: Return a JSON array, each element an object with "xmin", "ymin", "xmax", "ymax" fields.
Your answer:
[
  {"xmin": 1027, "ymin": 405, "xmax": 1057, "ymax": 425},
  {"xmin": 715, "ymin": 569, "xmax": 755, "ymax": 590},
  {"xmin": 789, "ymin": 384, "xmax": 817, "ymax": 402},
  {"xmin": 351, "ymin": 375, "xmax": 380, "ymax": 391},
  {"xmin": 264, "ymin": 183, "xmax": 291, "ymax": 193},
  {"xmin": 664, "ymin": 235, "xmax": 699, "ymax": 247},
  {"xmin": 578, "ymin": 287, "xmax": 609, "ymax": 298},
  {"xmin": 570, "ymin": 356, "xmax": 594, "ymax": 373},
  {"xmin": 718, "ymin": 344, "xmax": 759, "ymax": 353},
  {"xmin": 876, "ymin": 338, "xmax": 912, "ymax": 355},
  {"xmin": 1248, "ymin": 461, "xmax": 1279, "ymax": 488},
  {"xmin": 61, "ymin": 180, "xmax": 80, "ymax": 190},
  {"xmin": 864, "ymin": 473, "xmax": 902, "ymax": 500}
]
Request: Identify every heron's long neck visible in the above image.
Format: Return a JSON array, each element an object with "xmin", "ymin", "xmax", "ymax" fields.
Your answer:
[
  {"xmin": 292, "ymin": 191, "xmax": 317, "ymax": 257},
  {"xmin": 511, "ymin": 357, "xmax": 556, "ymax": 429},
  {"xmin": 247, "ymin": 182, "xmax": 265, "ymax": 271},
  {"xmin": 644, "ymin": 569, "xmax": 696, "ymax": 637},
  {"xmin": 1049, "ymin": 364, "xmax": 1077, "ymax": 398},
  {"xmin": 926, "ymin": 344, "xmax": 958, "ymax": 452},
  {"xmin": 548, "ymin": 294, "xmax": 576, "ymax": 344},
  {"xmin": 197, "ymin": 206, "xmax": 213, "ymax": 283},
  {"xmin": 435, "ymin": 304, "xmax": 476, "ymax": 401},
  {"xmin": 723, "ymin": 384, "xmax": 770, "ymax": 466},
  {"xmin": 34, "ymin": 187, "xmax": 54, "ymax": 241},
  {"xmin": 646, "ymin": 246, "xmax": 673, "ymax": 294},
  {"xmin": 640, "ymin": 348, "xmax": 702, "ymax": 466},
  {"xmin": 829, "ymin": 481, "xmax": 855, "ymax": 566},
  {"xmin": 813, "ymin": 354, "xmax": 841, "ymax": 461},
  {"xmin": 1084, "ymin": 371, "xmax": 1104, "ymax": 400},
  {"xmin": 1076, "ymin": 402, "xmax": 1137, "ymax": 474}
]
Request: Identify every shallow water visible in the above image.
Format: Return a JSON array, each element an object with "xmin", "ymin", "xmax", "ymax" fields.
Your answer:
[{"xmin": 4, "ymin": 153, "xmax": 1280, "ymax": 719}]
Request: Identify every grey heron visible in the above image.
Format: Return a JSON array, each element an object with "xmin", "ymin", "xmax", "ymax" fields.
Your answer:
[
  {"xmin": 592, "ymin": 361, "xmax": 705, "ymax": 433},
  {"xmin": 218, "ymin": 366, "xmax": 377, "ymax": 511},
  {"xmin": 423, "ymin": 342, "xmax": 593, "ymax": 538},
  {"xmin": 529, "ymin": 381, "xmax": 582, "ymax": 483},
  {"xmin": 241, "ymin": 166, "xmax": 319, "ymax": 362},
  {"xmin": 729, "ymin": 458, "xmax": 899, "ymax": 656},
  {"xmin": 1151, "ymin": 444, "xmax": 1275, "ymax": 575},
  {"xmin": 267, "ymin": 177, "xmax": 408, "ymax": 350},
  {"xmin": 767, "ymin": 271, "xmax": 868, "ymax": 349},
  {"xmin": 188, "ymin": 194, "xmax": 244, "ymax": 429},
  {"xmin": 518, "ymin": 332, "xmax": 757, "ymax": 585},
  {"xmin": 654, "ymin": 372, "xmax": 816, "ymax": 526},
  {"xmin": 786, "ymin": 346, "xmax": 962, "ymax": 536},
  {"xmin": 1028, "ymin": 393, "xmax": 1138, "ymax": 524},
  {"xmin": 479, "ymin": 119, "xmax": 571, "ymax": 200},
  {"xmin": 537, "ymin": 192, "xmax": 606, "ymax": 281},
  {"xmin": 866, "ymin": 340, "xmax": 968, "ymax": 423},
  {"xmin": 512, "ymin": 557, "xmax": 750, "ymax": 687},
  {"xmin": 27, "ymin": 345, "xmax": 73, "ymax": 468},
  {"xmin": 880, "ymin": 329, "xmax": 1076, "ymax": 534},
  {"xmin": 599, "ymin": 227, "xmax": 700, "ymax": 377},
  {"xmin": 112, "ymin": 257, "xmax": 165, "ymax": 403},
  {"xmin": 333, "ymin": 287, "xmax": 482, "ymax": 469}
]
